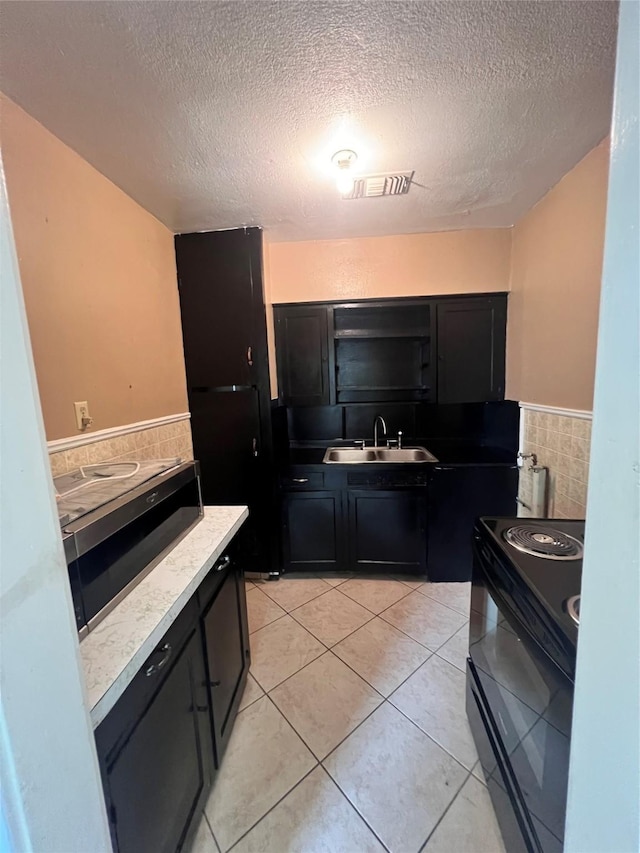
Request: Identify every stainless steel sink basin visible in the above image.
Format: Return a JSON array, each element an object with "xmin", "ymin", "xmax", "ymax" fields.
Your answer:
[
  {"xmin": 375, "ymin": 448, "xmax": 438, "ymax": 463},
  {"xmin": 323, "ymin": 446, "xmax": 438, "ymax": 464},
  {"xmin": 324, "ymin": 448, "xmax": 378, "ymax": 463}
]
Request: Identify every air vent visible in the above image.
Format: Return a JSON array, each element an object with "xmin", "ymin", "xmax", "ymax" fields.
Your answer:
[{"xmin": 343, "ymin": 171, "xmax": 414, "ymax": 200}]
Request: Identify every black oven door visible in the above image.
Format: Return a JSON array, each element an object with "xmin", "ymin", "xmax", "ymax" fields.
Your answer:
[{"xmin": 468, "ymin": 533, "xmax": 571, "ymax": 853}]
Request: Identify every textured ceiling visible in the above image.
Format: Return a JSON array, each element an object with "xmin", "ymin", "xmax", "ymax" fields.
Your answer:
[{"xmin": 0, "ymin": 1, "xmax": 617, "ymax": 241}]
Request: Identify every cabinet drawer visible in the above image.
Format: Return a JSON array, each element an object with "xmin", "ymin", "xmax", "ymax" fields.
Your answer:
[
  {"xmin": 347, "ymin": 470, "xmax": 428, "ymax": 488},
  {"xmin": 282, "ymin": 471, "xmax": 325, "ymax": 490},
  {"xmin": 198, "ymin": 547, "xmax": 235, "ymax": 610}
]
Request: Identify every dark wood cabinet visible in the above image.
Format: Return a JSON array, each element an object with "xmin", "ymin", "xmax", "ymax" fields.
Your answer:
[
  {"xmin": 280, "ymin": 469, "xmax": 428, "ymax": 575},
  {"xmin": 175, "ymin": 229, "xmax": 257, "ymax": 388},
  {"xmin": 347, "ymin": 489, "xmax": 427, "ymax": 573},
  {"xmin": 95, "ymin": 600, "xmax": 212, "ymax": 853},
  {"xmin": 274, "ymin": 294, "xmax": 506, "ymax": 407},
  {"xmin": 275, "ymin": 305, "xmax": 331, "ymax": 406},
  {"xmin": 96, "ymin": 531, "xmax": 251, "ymax": 853},
  {"xmin": 436, "ymin": 296, "xmax": 507, "ymax": 404},
  {"xmin": 200, "ymin": 548, "xmax": 250, "ymax": 765},
  {"xmin": 282, "ymin": 491, "xmax": 344, "ymax": 571},
  {"xmin": 175, "ymin": 227, "xmax": 277, "ymax": 575},
  {"xmin": 427, "ymin": 464, "xmax": 518, "ymax": 581}
]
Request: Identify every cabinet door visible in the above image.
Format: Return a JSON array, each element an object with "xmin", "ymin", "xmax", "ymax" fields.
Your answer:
[
  {"xmin": 275, "ymin": 305, "xmax": 331, "ymax": 406},
  {"xmin": 99, "ymin": 627, "xmax": 212, "ymax": 853},
  {"xmin": 176, "ymin": 228, "xmax": 260, "ymax": 388},
  {"xmin": 428, "ymin": 465, "xmax": 518, "ymax": 581},
  {"xmin": 347, "ymin": 490, "xmax": 427, "ymax": 573},
  {"xmin": 436, "ymin": 296, "xmax": 507, "ymax": 403},
  {"xmin": 282, "ymin": 491, "xmax": 344, "ymax": 571},
  {"xmin": 202, "ymin": 553, "xmax": 250, "ymax": 765}
]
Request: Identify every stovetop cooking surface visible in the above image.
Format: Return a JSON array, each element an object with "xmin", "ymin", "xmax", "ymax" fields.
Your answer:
[{"xmin": 479, "ymin": 517, "xmax": 584, "ymax": 650}]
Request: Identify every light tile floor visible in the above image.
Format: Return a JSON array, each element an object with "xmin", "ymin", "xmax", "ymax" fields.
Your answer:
[{"xmin": 192, "ymin": 574, "xmax": 506, "ymax": 853}]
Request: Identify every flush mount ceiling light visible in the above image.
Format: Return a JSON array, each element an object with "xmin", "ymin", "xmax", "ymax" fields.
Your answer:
[{"xmin": 331, "ymin": 149, "xmax": 358, "ymax": 195}]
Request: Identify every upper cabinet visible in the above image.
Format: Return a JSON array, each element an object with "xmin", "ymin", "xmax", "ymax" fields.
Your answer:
[
  {"xmin": 333, "ymin": 303, "xmax": 433, "ymax": 404},
  {"xmin": 274, "ymin": 294, "xmax": 507, "ymax": 407},
  {"xmin": 275, "ymin": 305, "xmax": 331, "ymax": 406},
  {"xmin": 435, "ymin": 296, "xmax": 507, "ymax": 404},
  {"xmin": 175, "ymin": 228, "xmax": 266, "ymax": 388}
]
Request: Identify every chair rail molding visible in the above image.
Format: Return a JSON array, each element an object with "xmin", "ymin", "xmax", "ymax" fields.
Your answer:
[{"xmin": 47, "ymin": 412, "xmax": 191, "ymax": 454}]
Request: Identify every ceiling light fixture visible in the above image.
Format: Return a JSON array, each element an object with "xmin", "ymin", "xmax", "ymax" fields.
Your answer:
[{"xmin": 331, "ymin": 149, "xmax": 358, "ymax": 195}]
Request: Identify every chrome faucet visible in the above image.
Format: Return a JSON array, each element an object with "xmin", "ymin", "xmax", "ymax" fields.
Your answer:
[{"xmin": 373, "ymin": 415, "xmax": 387, "ymax": 448}]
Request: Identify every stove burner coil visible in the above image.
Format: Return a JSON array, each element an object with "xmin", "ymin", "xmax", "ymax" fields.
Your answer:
[
  {"xmin": 504, "ymin": 525, "xmax": 584, "ymax": 560},
  {"xmin": 566, "ymin": 595, "xmax": 580, "ymax": 626}
]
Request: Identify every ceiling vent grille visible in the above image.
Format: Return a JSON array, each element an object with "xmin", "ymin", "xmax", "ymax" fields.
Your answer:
[{"xmin": 343, "ymin": 171, "xmax": 414, "ymax": 200}]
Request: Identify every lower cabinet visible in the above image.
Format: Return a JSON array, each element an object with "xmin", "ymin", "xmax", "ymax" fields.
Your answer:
[
  {"xmin": 96, "ymin": 535, "xmax": 250, "ymax": 853},
  {"xmin": 200, "ymin": 547, "xmax": 250, "ymax": 765},
  {"xmin": 282, "ymin": 491, "xmax": 344, "ymax": 572},
  {"xmin": 280, "ymin": 462, "xmax": 517, "ymax": 579},
  {"xmin": 95, "ymin": 599, "xmax": 212, "ymax": 853},
  {"xmin": 348, "ymin": 490, "xmax": 427, "ymax": 573},
  {"xmin": 281, "ymin": 479, "xmax": 426, "ymax": 574},
  {"xmin": 428, "ymin": 464, "xmax": 518, "ymax": 581}
]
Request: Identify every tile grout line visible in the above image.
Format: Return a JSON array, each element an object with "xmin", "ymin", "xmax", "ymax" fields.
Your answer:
[
  {"xmin": 319, "ymin": 772, "xmax": 392, "ymax": 853},
  {"xmin": 417, "ymin": 768, "xmax": 474, "ymax": 852},
  {"xmin": 413, "ymin": 584, "xmax": 473, "ymax": 618},
  {"xmin": 380, "ymin": 693, "xmax": 477, "ymax": 778},
  {"xmin": 315, "ymin": 696, "xmax": 474, "ymax": 852},
  {"xmin": 203, "ymin": 810, "xmax": 222, "ymax": 853},
  {"xmin": 257, "ymin": 578, "xmax": 337, "ymax": 612},
  {"xmin": 223, "ymin": 754, "xmax": 320, "ymax": 853},
  {"xmin": 248, "ymin": 607, "xmax": 289, "ymax": 637}
]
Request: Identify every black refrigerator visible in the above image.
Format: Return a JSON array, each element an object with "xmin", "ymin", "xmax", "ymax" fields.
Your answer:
[{"xmin": 175, "ymin": 227, "xmax": 277, "ymax": 575}]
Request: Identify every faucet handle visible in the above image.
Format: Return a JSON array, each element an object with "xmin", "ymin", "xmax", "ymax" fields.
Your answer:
[
  {"xmin": 354, "ymin": 439, "xmax": 366, "ymax": 450},
  {"xmin": 386, "ymin": 439, "xmax": 399, "ymax": 449}
]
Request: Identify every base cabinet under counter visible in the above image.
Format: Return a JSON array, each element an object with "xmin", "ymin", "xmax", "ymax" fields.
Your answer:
[
  {"xmin": 348, "ymin": 489, "xmax": 427, "ymax": 573},
  {"xmin": 280, "ymin": 460, "xmax": 516, "ymax": 580},
  {"xmin": 280, "ymin": 467, "xmax": 428, "ymax": 575},
  {"xmin": 199, "ymin": 547, "xmax": 250, "ymax": 766},
  {"xmin": 95, "ymin": 534, "xmax": 250, "ymax": 853},
  {"xmin": 282, "ymin": 490, "xmax": 345, "ymax": 572}
]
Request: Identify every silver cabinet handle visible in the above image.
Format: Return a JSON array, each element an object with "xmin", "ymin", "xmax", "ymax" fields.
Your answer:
[
  {"xmin": 216, "ymin": 554, "xmax": 231, "ymax": 572},
  {"xmin": 247, "ymin": 346, "xmax": 254, "ymax": 366},
  {"xmin": 252, "ymin": 437, "xmax": 258, "ymax": 457},
  {"xmin": 292, "ymin": 478, "xmax": 309, "ymax": 483},
  {"xmin": 145, "ymin": 643, "xmax": 172, "ymax": 677}
]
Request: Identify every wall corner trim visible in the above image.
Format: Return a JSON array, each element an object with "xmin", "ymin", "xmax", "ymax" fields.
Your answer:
[
  {"xmin": 47, "ymin": 412, "xmax": 191, "ymax": 454},
  {"xmin": 519, "ymin": 401, "xmax": 593, "ymax": 421}
]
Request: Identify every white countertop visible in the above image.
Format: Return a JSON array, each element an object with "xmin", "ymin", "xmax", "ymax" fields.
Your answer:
[{"xmin": 79, "ymin": 505, "xmax": 248, "ymax": 728}]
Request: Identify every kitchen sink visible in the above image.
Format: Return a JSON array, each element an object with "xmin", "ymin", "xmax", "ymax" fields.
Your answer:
[
  {"xmin": 324, "ymin": 448, "xmax": 378, "ymax": 463},
  {"xmin": 323, "ymin": 446, "xmax": 438, "ymax": 464},
  {"xmin": 374, "ymin": 448, "xmax": 438, "ymax": 463}
]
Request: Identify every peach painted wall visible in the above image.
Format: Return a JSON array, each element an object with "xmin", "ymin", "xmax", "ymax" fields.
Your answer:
[
  {"xmin": 1, "ymin": 95, "xmax": 188, "ymax": 440},
  {"xmin": 268, "ymin": 229, "xmax": 512, "ymax": 304},
  {"xmin": 506, "ymin": 140, "xmax": 609, "ymax": 410}
]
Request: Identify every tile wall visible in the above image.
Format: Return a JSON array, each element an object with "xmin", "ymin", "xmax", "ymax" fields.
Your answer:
[
  {"xmin": 518, "ymin": 408, "xmax": 592, "ymax": 519},
  {"xmin": 49, "ymin": 418, "xmax": 194, "ymax": 477}
]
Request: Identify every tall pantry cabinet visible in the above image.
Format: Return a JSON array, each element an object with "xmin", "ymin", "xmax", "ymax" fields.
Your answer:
[{"xmin": 174, "ymin": 227, "xmax": 276, "ymax": 575}]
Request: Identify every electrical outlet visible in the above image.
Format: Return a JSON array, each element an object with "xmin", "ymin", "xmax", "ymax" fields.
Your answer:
[{"xmin": 74, "ymin": 401, "xmax": 93, "ymax": 431}]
